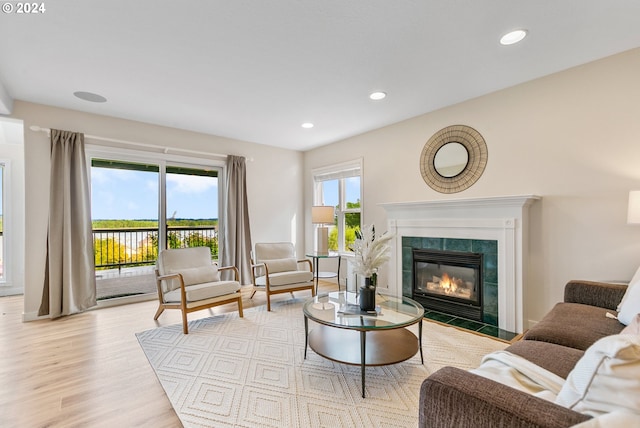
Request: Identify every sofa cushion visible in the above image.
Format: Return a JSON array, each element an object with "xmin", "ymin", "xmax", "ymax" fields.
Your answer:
[
  {"xmin": 506, "ymin": 340, "xmax": 585, "ymax": 379},
  {"xmin": 555, "ymin": 334, "xmax": 640, "ymax": 417},
  {"xmin": 522, "ymin": 302, "xmax": 625, "ymax": 351}
]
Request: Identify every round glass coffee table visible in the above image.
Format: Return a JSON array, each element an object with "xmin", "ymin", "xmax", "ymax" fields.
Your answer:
[{"xmin": 303, "ymin": 291, "xmax": 424, "ymax": 398}]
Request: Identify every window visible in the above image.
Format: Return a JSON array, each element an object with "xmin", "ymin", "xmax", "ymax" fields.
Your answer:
[
  {"xmin": 88, "ymin": 150, "xmax": 223, "ymax": 300},
  {"xmin": 313, "ymin": 159, "xmax": 362, "ymax": 252}
]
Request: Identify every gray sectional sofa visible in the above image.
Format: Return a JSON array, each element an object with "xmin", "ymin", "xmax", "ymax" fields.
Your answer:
[{"xmin": 418, "ymin": 280, "xmax": 627, "ymax": 428}]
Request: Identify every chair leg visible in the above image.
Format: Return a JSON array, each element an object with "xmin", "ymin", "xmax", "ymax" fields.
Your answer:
[
  {"xmin": 250, "ymin": 290, "xmax": 257, "ymax": 299},
  {"xmin": 153, "ymin": 305, "xmax": 165, "ymax": 320},
  {"xmin": 182, "ymin": 311, "xmax": 189, "ymax": 334},
  {"xmin": 237, "ymin": 297, "xmax": 244, "ymax": 317},
  {"xmin": 267, "ymin": 294, "xmax": 271, "ymax": 312}
]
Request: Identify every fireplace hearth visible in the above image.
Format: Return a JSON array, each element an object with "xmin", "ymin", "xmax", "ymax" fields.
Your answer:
[{"xmin": 413, "ymin": 248, "xmax": 483, "ymax": 322}]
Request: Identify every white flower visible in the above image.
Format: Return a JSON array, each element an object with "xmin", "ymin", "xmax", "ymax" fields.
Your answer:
[{"xmin": 351, "ymin": 224, "xmax": 394, "ymax": 280}]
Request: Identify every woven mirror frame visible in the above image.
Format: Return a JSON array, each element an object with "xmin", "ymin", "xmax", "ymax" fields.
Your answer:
[{"xmin": 420, "ymin": 125, "xmax": 488, "ymax": 194}]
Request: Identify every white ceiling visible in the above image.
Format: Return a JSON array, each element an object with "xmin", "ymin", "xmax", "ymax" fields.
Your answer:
[{"xmin": 1, "ymin": 1, "xmax": 639, "ymax": 151}]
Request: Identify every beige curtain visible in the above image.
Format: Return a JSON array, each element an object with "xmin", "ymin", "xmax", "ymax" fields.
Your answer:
[
  {"xmin": 221, "ymin": 155, "xmax": 253, "ymax": 284},
  {"xmin": 39, "ymin": 129, "xmax": 96, "ymax": 318}
]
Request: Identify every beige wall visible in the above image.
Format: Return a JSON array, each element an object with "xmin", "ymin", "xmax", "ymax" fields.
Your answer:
[
  {"xmin": 304, "ymin": 48, "xmax": 640, "ymax": 327},
  {"xmin": 11, "ymin": 101, "xmax": 305, "ymax": 319}
]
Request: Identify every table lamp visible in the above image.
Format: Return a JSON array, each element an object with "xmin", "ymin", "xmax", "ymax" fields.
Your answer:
[
  {"xmin": 628, "ymin": 190, "xmax": 640, "ymax": 224},
  {"xmin": 312, "ymin": 205, "xmax": 334, "ymax": 255}
]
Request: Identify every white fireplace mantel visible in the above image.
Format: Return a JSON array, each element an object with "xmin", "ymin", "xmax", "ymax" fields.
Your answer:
[{"xmin": 380, "ymin": 195, "xmax": 540, "ymax": 333}]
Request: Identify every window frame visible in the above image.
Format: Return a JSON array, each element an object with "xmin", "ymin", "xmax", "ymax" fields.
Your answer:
[
  {"xmin": 86, "ymin": 145, "xmax": 225, "ymax": 260},
  {"xmin": 312, "ymin": 158, "xmax": 362, "ymax": 253},
  {"xmin": 0, "ymin": 160, "xmax": 8, "ymax": 285}
]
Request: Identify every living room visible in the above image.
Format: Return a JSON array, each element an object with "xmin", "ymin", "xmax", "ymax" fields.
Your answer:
[
  {"xmin": 6, "ymin": 47, "xmax": 639, "ymax": 328},
  {"xmin": 1, "ymin": 2, "xmax": 640, "ymax": 426}
]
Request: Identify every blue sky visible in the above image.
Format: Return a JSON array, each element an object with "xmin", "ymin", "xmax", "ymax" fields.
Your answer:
[
  {"xmin": 90, "ymin": 167, "xmax": 358, "ymax": 220},
  {"xmin": 321, "ymin": 177, "xmax": 360, "ymax": 207},
  {"xmin": 91, "ymin": 168, "xmax": 218, "ymax": 220}
]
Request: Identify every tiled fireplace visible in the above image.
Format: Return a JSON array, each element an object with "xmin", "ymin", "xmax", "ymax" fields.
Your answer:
[
  {"xmin": 380, "ymin": 195, "xmax": 540, "ymax": 334},
  {"xmin": 407, "ymin": 238, "xmax": 497, "ymax": 326}
]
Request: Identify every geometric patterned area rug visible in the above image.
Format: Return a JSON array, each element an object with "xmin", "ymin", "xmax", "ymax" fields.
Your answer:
[{"xmin": 136, "ymin": 298, "xmax": 507, "ymax": 427}]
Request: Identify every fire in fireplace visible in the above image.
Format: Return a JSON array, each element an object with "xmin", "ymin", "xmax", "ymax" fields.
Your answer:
[{"xmin": 413, "ymin": 248, "xmax": 483, "ymax": 322}]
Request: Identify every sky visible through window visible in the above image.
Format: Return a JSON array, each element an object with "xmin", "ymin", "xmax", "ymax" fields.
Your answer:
[
  {"xmin": 322, "ymin": 177, "xmax": 360, "ymax": 208},
  {"xmin": 91, "ymin": 168, "xmax": 218, "ymax": 220},
  {"xmin": 91, "ymin": 167, "xmax": 355, "ymax": 221}
]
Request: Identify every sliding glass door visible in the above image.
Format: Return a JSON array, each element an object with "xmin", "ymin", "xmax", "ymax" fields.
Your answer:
[{"xmin": 90, "ymin": 157, "xmax": 221, "ymax": 300}]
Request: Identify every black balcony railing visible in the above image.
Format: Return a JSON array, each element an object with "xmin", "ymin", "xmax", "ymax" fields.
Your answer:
[{"xmin": 93, "ymin": 225, "xmax": 218, "ymax": 272}]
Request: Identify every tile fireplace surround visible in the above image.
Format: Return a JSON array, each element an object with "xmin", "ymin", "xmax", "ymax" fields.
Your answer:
[{"xmin": 380, "ymin": 195, "xmax": 540, "ymax": 334}]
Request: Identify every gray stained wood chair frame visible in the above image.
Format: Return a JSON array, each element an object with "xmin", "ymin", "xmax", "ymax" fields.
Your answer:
[
  {"xmin": 250, "ymin": 242, "xmax": 315, "ymax": 311},
  {"xmin": 154, "ymin": 247, "xmax": 244, "ymax": 334}
]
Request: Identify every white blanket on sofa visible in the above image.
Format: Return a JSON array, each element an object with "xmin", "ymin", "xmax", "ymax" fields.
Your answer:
[{"xmin": 469, "ymin": 350, "xmax": 565, "ymax": 402}]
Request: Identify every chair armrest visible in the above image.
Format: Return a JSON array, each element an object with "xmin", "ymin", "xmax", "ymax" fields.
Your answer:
[
  {"xmin": 156, "ymin": 272, "xmax": 182, "ymax": 282},
  {"xmin": 155, "ymin": 272, "xmax": 187, "ymax": 304},
  {"xmin": 564, "ymin": 280, "xmax": 627, "ymax": 310},
  {"xmin": 419, "ymin": 367, "xmax": 590, "ymax": 428},
  {"xmin": 218, "ymin": 265, "xmax": 240, "ymax": 281},
  {"xmin": 297, "ymin": 259, "xmax": 312, "ymax": 272},
  {"xmin": 251, "ymin": 262, "xmax": 267, "ymax": 275}
]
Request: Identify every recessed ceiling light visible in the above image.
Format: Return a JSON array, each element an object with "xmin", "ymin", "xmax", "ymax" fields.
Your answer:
[
  {"xmin": 301, "ymin": 122, "xmax": 314, "ymax": 129},
  {"xmin": 500, "ymin": 29, "xmax": 527, "ymax": 46},
  {"xmin": 369, "ymin": 91, "xmax": 387, "ymax": 100},
  {"xmin": 73, "ymin": 91, "xmax": 107, "ymax": 103}
]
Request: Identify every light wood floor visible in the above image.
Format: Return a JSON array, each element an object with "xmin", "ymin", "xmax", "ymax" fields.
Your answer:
[{"xmin": 0, "ymin": 281, "xmax": 338, "ymax": 427}]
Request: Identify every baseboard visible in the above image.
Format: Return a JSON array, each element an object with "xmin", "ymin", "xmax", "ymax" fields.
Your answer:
[
  {"xmin": 23, "ymin": 311, "xmax": 48, "ymax": 322},
  {"xmin": 22, "ymin": 294, "xmax": 156, "ymax": 321},
  {"xmin": 96, "ymin": 293, "xmax": 156, "ymax": 308}
]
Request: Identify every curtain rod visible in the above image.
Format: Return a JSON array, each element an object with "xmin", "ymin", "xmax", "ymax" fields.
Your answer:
[{"xmin": 29, "ymin": 125, "xmax": 252, "ymax": 161}]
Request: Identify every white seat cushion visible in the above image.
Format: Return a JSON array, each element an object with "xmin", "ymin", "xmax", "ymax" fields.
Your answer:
[
  {"xmin": 164, "ymin": 280, "xmax": 240, "ymax": 303},
  {"xmin": 255, "ymin": 271, "xmax": 313, "ymax": 287}
]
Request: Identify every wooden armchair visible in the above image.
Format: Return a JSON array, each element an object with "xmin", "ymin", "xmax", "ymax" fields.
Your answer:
[
  {"xmin": 154, "ymin": 246, "xmax": 243, "ymax": 334},
  {"xmin": 250, "ymin": 242, "xmax": 315, "ymax": 311}
]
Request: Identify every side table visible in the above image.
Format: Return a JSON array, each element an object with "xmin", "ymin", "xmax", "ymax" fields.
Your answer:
[{"xmin": 306, "ymin": 252, "xmax": 341, "ymax": 294}]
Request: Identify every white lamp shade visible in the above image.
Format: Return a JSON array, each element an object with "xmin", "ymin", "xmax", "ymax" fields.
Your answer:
[
  {"xmin": 628, "ymin": 191, "xmax": 640, "ymax": 224},
  {"xmin": 312, "ymin": 206, "xmax": 334, "ymax": 224}
]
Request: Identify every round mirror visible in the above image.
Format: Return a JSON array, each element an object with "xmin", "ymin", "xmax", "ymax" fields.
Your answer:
[
  {"xmin": 420, "ymin": 125, "xmax": 488, "ymax": 194},
  {"xmin": 433, "ymin": 142, "xmax": 468, "ymax": 177}
]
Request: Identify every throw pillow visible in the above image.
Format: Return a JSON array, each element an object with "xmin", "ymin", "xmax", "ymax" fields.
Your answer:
[
  {"xmin": 621, "ymin": 314, "xmax": 640, "ymax": 335},
  {"xmin": 555, "ymin": 334, "xmax": 640, "ymax": 417},
  {"xmin": 264, "ymin": 258, "xmax": 298, "ymax": 273},
  {"xmin": 617, "ymin": 276, "xmax": 640, "ymax": 325},
  {"xmin": 616, "ymin": 265, "xmax": 640, "ymax": 313},
  {"xmin": 173, "ymin": 265, "xmax": 220, "ymax": 286}
]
